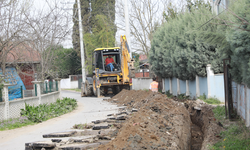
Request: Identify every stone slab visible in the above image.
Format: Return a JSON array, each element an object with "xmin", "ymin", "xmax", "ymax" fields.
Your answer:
[
  {"xmin": 58, "ymin": 141, "xmax": 110, "ymax": 150},
  {"xmin": 92, "ymin": 123, "xmax": 110, "ymax": 130},
  {"xmin": 116, "ymin": 114, "xmax": 127, "ymax": 120},
  {"xmin": 43, "ymin": 131, "xmax": 77, "ymax": 138}
]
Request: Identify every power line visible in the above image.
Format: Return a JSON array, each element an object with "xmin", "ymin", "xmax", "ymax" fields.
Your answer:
[{"xmin": 197, "ymin": 9, "xmax": 226, "ymax": 30}]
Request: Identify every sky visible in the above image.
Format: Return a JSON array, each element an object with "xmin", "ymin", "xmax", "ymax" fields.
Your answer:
[
  {"xmin": 31, "ymin": 0, "xmax": 211, "ymax": 49},
  {"xmin": 32, "ymin": 0, "xmax": 75, "ymax": 48}
]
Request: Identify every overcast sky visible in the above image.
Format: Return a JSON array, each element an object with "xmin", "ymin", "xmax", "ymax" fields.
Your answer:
[
  {"xmin": 31, "ymin": 0, "xmax": 198, "ymax": 49},
  {"xmin": 32, "ymin": 0, "xmax": 75, "ymax": 48}
]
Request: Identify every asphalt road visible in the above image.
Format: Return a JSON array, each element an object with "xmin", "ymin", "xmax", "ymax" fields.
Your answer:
[{"xmin": 0, "ymin": 90, "xmax": 121, "ymax": 150}]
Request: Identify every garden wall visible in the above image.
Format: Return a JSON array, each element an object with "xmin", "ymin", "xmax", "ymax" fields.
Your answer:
[
  {"xmin": 0, "ymin": 91, "xmax": 60, "ymax": 121},
  {"xmin": 132, "ymin": 78, "xmax": 152, "ymax": 90}
]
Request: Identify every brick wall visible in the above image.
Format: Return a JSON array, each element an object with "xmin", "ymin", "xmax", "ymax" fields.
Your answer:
[{"xmin": 135, "ymin": 72, "xmax": 150, "ymax": 78}]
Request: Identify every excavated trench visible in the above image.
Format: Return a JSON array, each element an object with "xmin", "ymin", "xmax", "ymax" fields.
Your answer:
[
  {"xmin": 185, "ymin": 100, "xmax": 223, "ymax": 150},
  {"xmin": 187, "ymin": 105, "xmax": 204, "ymax": 150}
]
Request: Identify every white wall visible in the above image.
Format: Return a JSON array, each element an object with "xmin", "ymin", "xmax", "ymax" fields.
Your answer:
[
  {"xmin": 61, "ymin": 78, "xmax": 79, "ymax": 89},
  {"xmin": 61, "ymin": 78, "xmax": 71, "ymax": 89},
  {"xmin": 70, "ymin": 81, "xmax": 78, "ymax": 89},
  {"xmin": 132, "ymin": 78, "xmax": 152, "ymax": 90}
]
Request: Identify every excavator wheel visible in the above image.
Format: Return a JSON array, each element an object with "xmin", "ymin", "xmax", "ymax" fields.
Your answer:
[
  {"xmin": 81, "ymin": 82, "xmax": 86, "ymax": 97},
  {"xmin": 93, "ymin": 79, "xmax": 97, "ymax": 96},
  {"xmin": 84, "ymin": 80, "xmax": 93, "ymax": 96},
  {"xmin": 100, "ymin": 87, "xmax": 105, "ymax": 96},
  {"xmin": 104, "ymin": 87, "xmax": 109, "ymax": 95},
  {"xmin": 112, "ymin": 85, "xmax": 121, "ymax": 95},
  {"xmin": 122, "ymin": 85, "xmax": 131, "ymax": 90}
]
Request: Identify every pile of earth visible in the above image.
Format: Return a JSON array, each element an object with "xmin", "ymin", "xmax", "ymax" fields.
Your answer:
[{"xmin": 97, "ymin": 89, "xmax": 223, "ymax": 150}]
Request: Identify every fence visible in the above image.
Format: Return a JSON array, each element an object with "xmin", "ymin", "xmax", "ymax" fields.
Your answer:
[
  {"xmin": 231, "ymin": 82, "xmax": 250, "ymax": 127},
  {"xmin": 162, "ymin": 65, "xmax": 225, "ymax": 101},
  {"xmin": 1, "ymin": 81, "xmax": 59, "ymax": 101},
  {"xmin": 40, "ymin": 81, "xmax": 58, "ymax": 94},
  {"xmin": 0, "ymin": 79, "xmax": 61, "ymax": 121},
  {"xmin": 161, "ymin": 64, "xmax": 250, "ymax": 127},
  {"xmin": 0, "ymin": 88, "xmax": 2, "ymax": 102}
]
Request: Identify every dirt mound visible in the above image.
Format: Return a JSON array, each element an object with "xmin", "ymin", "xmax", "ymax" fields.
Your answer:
[
  {"xmin": 98, "ymin": 90, "xmax": 191, "ymax": 150},
  {"xmin": 98, "ymin": 90, "xmax": 223, "ymax": 150}
]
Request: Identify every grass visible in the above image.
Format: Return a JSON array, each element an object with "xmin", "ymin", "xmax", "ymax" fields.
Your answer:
[
  {"xmin": 198, "ymin": 93, "xmax": 222, "ymax": 105},
  {"xmin": 66, "ymin": 88, "xmax": 81, "ymax": 92},
  {"xmin": 166, "ymin": 90, "xmax": 174, "ymax": 98},
  {"xmin": 210, "ymin": 106, "xmax": 250, "ymax": 150},
  {"xmin": 212, "ymin": 106, "xmax": 226, "ymax": 122},
  {"xmin": 0, "ymin": 116, "xmax": 35, "ymax": 131},
  {"xmin": 73, "ymin": 123, "xmax": 93, "ymax": 129},
  {"xmin": 204, "ymin": 98, "xmax": 221, "ymax": 105},
  {"xmin": 198, "ymin": 93, "xmax": 206, "ymax": 100},
  {"xmin": 177, "ymin": 93, "xmax": 189, "ymax": 100}
]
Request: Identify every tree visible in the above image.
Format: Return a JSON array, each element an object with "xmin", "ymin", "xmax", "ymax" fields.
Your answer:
[
  {"xmin": 24, "ymin": 0, "xmax": 71, "ymax": 80},
  {"xmin": 0, "ymin": 0, "xmax": 31, "ymax": 75},
  {"xmin": 150, "ymin": 4, "xmax": 222, "ymax": 80},
  {"xmin": 195, "ymin": 0, "xmax": 250, "ymax": 86},
  {"xmin": 53, "ymin": 46, "xmax": 81, "ymax": 78},
  {"xmin": 225, "ymin": 0, "xmax": 250, "ymax": 86},
  {"xmin": 116, "ymin": 0, "xmax": 170, "ymax": 56},
  {"xmin": 83, "ymin": 14, "xmax": 116, "ymax": 73},
  {"xmin": 72, "ymin": 0, "xmax": 116, "ymax": 74},
  {"xmin": 163, "ymin": 2, "xmax": 178, "ymax": 21}
]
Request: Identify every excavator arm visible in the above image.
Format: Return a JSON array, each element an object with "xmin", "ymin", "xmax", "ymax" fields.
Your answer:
[{"xmin": 120, "ymin": 35, "xmax": 135, "ymax": 84}]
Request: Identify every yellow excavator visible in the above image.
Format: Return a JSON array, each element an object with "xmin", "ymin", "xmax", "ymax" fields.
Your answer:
[{"xmin": 81, "ymin": 35, "xmax": 135, "ymax": 97}]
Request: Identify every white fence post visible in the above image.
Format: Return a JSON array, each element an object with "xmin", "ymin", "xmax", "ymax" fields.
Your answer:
[
  {"xmin": 169, "ymin": 78, "xmax": 173, "ymax": 94},
  {"xmin": 56, "ymin": 78, "xmax": 62, "ymax": 99},
  {"xmin": 162, "ymin": 78, "xmax": 165, "ymax": 93},
  {"xmin": 237, "ymin": 83, "xmax": 240, "ymax": 115},
  {"xmin": 186, "ymin": 80, "xmax": 190, "ymax": 96},
  {"xmin": 31, "ymin": 81, "xmax": 43, "ymax": 104},
  {"xmin": 206, "ymin": 64, "xmax": 214, "ymax": 98},
  {"xmin": 177, "ymin": 78, "xmax": 180, "ymax": 95},
  {"xmin": 246, "ymin": 85, "xmax": 249, "ymax": 127},
  {"xmin": 3, "ymin": 84, "xmax": 11, "ymax": 120},
  {"xmin": 196, "ymin": 75, "xmax": 200, "ymax": 98}
]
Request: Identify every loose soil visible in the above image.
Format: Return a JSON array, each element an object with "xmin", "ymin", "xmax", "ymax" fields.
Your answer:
[{"xmin": 97, "ymin": 90, "xmax": 223, "ymax": 150}]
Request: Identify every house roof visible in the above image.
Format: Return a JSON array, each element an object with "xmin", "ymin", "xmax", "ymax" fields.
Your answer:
[
  {"xmin": 139, "ymin": 54, "xmax": 148, "ymax": 61},
  {"xmin": 4, "ymin": 43, "xmax": 41, "ymax": 64}
]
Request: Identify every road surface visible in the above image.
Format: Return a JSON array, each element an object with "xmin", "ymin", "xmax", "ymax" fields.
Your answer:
[{"xmin": 0, "ymin": 90, "xmax": 120, "ymax": 150}]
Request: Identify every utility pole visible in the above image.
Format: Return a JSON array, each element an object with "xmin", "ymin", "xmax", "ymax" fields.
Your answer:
[
  {"xmin": 124, "ymin": 0, "xmax": 131, "ymax": 58},
  {"xmin": 77, "ymin": 0, "xmax": 86, "ymax": 84}
]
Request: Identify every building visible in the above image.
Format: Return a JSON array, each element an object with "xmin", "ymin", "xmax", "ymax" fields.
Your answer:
[
  {"xmin": 3, "ymin": 43, "xmax": 40, "ymax": 89},
  {"xmin": 210, "ymin": 0, "xmax": 230, "ymax": 15}
]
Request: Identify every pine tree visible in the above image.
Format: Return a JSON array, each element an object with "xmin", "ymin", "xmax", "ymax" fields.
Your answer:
[{"xmin": 150, "ymin": 4, "xmax": 223, "ymax": 80}]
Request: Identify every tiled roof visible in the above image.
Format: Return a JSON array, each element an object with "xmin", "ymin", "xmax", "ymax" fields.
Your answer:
[
  {"xmin": 139, "ymin": 54, "xmax": 147, "ymax": 61},
  {"xmin": 4, "ymin": 43, "xmax": 41, "ymax": 63}
]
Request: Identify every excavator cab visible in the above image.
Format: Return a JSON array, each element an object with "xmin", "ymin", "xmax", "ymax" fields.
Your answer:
[{"xmin": 93, "ymin": 47, "xmax": 122, "ymax": 74}]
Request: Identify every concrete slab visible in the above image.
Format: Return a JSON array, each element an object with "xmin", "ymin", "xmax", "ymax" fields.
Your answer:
[{"xmin": 43, "ymin": 131, "xmax": 77, "ymax": 138}]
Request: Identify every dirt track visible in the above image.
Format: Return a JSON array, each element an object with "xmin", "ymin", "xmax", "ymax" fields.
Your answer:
[{"xmin": 97, "ymin": 90, "xmax": 223, "ymax": 150}]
